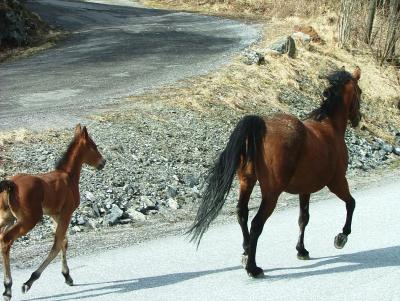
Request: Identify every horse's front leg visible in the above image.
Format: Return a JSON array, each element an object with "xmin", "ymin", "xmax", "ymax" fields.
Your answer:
[
  {"xmin": 328, "ymin": 177, "xmax": 356, "ymax": 249},
  {"xmin": 296, "ymin": 194, "xmax": 310, "ymax": 259}
]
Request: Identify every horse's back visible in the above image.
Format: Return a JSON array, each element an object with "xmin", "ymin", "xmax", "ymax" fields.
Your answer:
[{"xmin": 256, "ymin": 113, "xmax": 306, "ymax": 191}]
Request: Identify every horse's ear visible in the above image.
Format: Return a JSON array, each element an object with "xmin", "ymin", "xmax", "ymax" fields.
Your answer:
[
  {"xmin": 74, "ymin": 124, "xmax": 82, "ymax": 136},
  {"xmin": 341, "ymin": 65, "xmax": 346, "ymax": 71},
  {"xmin": 82, "ymin": 126, "xmax": 88, "ymax": 139},
  {"xmin": 353, "ymin": 66, "xmax": 361, "ymax": 81}
]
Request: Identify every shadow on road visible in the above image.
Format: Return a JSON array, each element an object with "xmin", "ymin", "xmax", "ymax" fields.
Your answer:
[
  {"xmin": 26, "ymin": 266, "xmax": 241, "ymax": 301},
  {"xmin": 26, "ymin": 246, "xmax": 400, "ymax": 300},
  {"xmin": 265, "ymin": 245, "xmax": 400, "ymax": 281}
]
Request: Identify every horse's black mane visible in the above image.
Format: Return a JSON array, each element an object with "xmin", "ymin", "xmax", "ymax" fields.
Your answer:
[
  {"xmin": 55, "ymin": 137, "xmax": 78, "ymax": 170},
  {"xmin": 307, "ymin": 70, "xmax": 354, "ymax": 121}
]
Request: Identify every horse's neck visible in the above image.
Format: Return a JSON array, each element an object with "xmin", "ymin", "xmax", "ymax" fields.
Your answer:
[{"xmin": 329, "ymin": 107, "xmax": 349, "ymax": 137}]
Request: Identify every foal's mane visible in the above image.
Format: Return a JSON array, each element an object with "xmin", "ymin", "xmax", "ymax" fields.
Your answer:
[
  {"xmin": 306, "ymin": 70, "xmax": 354, "ymax": 121},
  {"xmin": 55, "ymin": 136, "xmax": 79, "ymax": 170}
]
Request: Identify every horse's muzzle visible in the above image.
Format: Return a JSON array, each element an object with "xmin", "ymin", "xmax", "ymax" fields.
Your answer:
[
  {"xmin": 97, "ymin": 159, "xmax": 106, "ymax": 170},
  {"xmin": 351, "ymin": 113, "xmax": 362, "ymax": 128}
]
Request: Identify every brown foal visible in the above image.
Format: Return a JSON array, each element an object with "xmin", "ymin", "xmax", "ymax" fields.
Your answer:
[
  {"xmin": 189, "ymin": 67, "xmax": 362, "ymax": 278},
  {"xmin": 0, "ymin": 124, "xmax": 106, "ymax": 301}
]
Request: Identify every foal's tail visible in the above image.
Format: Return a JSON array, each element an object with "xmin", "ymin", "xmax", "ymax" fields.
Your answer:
[
  {"xmin": 188, "ymin": 115, "xmax": 266, "ymax": 246},
  {"xmin": 0, "ymin": 180, "xmax": 15, "ymax": 208}
]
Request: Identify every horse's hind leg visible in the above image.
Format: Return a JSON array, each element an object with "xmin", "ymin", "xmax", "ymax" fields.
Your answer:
[
  {"xmin": 236, "ymin": 165, "xmax": 256, "ymax": 268},
  {"xmin": 328, "ymin": 177, "xmax": 355, "ymax": 249},
  {"xmin": 22, "ymin": 213, "xmax": 71, "ymax": 293},
  {"xmin": 246, "ymin": 192, "xmax": 279, "ymax": 278},
  {"xmin": 296, "ymin": 194, "xmax": 310, "ymax": 260},
  {"xmin": 0, "ymin": 221, "xmax": 36, "ymax": 301}
]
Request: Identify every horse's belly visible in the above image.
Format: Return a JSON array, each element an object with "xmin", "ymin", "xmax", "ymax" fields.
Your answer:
[
  {"xmin": 285, "ymin": 179, "xmax": 327, "ymax": 194},
  {"xmin": 285, "ymin": 167, "xmax": 333, "ymax": 194}
]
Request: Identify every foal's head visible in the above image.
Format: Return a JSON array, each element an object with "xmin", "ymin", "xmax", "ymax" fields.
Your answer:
[
  {"xmin": 342, "ymin": 67, "xmax": 362, "ymax": 127},
  {"xmin": 74, "ymin": 124, "xmax": 106, "ymax": 170}
]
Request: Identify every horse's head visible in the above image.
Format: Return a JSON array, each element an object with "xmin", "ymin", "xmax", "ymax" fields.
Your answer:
[
  {"xmin": 74, "ymin": 124, "xmax": 106, "ymax": 170},
  {"xmin": 343, "ymin": 67, "xmax": 362, "ymax": 128}
]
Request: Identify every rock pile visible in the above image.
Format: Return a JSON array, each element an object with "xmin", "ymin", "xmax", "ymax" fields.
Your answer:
[{"xmin": 2, "ymin": 105, "xmax": 399, "ymax": 236}]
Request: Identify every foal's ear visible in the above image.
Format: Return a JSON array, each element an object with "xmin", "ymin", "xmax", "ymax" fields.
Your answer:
[
  {"xmin": 74, "ymin": 124, "xmax": 82, "ymax": 136},
  {"xmin": 82, "ymin": 126, "xmax": 89, "ymax": 139},
  {"xmin": 353, "ymin": 66, "xmax": 361, "ymax": 81}
]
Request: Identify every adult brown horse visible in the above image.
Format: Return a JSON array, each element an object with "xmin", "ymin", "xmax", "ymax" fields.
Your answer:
[
  {"xmin": 189, "ymin": 67, "xmax": 362, "ymax": 278},
  {"xmin": 0, "ymin": 124, "xmax": 106, "ymax": 301}
]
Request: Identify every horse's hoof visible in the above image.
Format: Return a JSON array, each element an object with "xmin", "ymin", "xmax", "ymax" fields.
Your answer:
[
  {"xmin": 65, "ymin": 277, "xmax": 74, "ymax": 286},
  {"xmin": 241, "ymin": 255, "xmax": 248, "ymax": 268},
  {"xmin": 21, "ymin": 284, "xmax": 30, "ymax": 294},
  {"xmin": 297, "ymin": 251, "xmax": 310, "ymax": 260},
  {"xmin": 334, "ymin": 233, "xmax": 348, "ymax": 249},
  {"xmin": 247, "ymin": 266, "xmax": 264, "ymax": 279},
  {"xmin": 63, "ymin": 273, "xmax": 74, "ymax": 286}
]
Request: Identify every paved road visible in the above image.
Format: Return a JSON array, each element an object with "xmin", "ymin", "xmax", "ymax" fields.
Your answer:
[
  {"xmin": 0, "ymin": 0, "xmax": 258, "ymax": 131},
  {"xmin": 7, "ymin": 179, "xmax": 400, "ymax": 301}
]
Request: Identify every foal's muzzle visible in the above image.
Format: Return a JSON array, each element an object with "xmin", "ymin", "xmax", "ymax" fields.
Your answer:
[{"xmin": 97, "ymin": 159, "xmax": 106, "ymax": 170}]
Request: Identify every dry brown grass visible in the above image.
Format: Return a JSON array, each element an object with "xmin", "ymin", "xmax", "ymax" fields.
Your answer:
[
  {"xmin": 141, "ymin": 0, "xmax": 339, "ymax": 19},
  {"xmin": 125, "ymin": 8, "xmax": 400, "ymax": 142}
]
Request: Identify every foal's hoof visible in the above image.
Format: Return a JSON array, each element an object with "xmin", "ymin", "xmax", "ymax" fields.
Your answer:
[
  {"xmin": 297, "ymin": 251, "xmax": 310, "ymax": 260},
  {"xmin": 21, "ymin": 283, "xmax": 31, "ymax": 294},
  {"xmin": 241, "ymin": 255, "xmax": 248, "ymax": 268},
  {"xmin": 63, "ymin": 273, "xmax": 74, "ymax": 286},
  {"xmin": 247, "ymin": 266, "xmax": 264, "ymax": 278},
  {"xmin": 3, "ymin": 293, "xmax": 11, "ymax": 301},
  {"xmin": 334, "ymin": 233, "xmax": 348, "ymax": 249}
]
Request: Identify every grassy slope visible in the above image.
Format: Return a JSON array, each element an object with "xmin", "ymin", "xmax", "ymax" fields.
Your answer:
[{"xmin": 137, "ymin": 0, "xmax": 400, "ymax": 142}]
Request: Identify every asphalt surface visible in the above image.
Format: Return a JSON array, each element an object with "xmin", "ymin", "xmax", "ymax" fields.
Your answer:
[
  {"xmin": 6, "ymin": 179, "xmax": 400, "ymax": 301},
  {"xmin": 0, "ymin": 0, "xmax": 259, "ymax": 131}
]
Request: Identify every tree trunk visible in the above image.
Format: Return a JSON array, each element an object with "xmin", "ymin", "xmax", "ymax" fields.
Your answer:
[
  {"xmin": 365, "ymin": 0, "xmax": 377, "ymax": 44},
  {"xmin": 387, "ymin": 0, "xmax": 400, "ymax": 60},
  {"xmin": 338, "ymin": 0, "xmax": 356, "ymax": 48}
]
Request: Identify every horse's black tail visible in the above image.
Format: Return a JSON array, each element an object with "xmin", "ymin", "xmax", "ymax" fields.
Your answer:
[
  {"xmin": 0, "ymin": 180, "xmax": 15, "ymax": 207},
  {"xmin": 188, "ymin": 115, "xmax": 266, "ymax": 246}
]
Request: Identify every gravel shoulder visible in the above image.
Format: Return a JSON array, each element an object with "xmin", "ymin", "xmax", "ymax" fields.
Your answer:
[{"xmin": 1, "ymin": 100, "xmax": 399, "ymax": 270}]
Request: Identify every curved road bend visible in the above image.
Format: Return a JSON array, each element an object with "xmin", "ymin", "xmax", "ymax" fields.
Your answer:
[{"xmin": 0, "ymin": 0, "xmax": 259, "ymax": 131}]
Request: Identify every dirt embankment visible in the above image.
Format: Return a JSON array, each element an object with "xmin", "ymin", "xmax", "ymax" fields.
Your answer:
[{"xmin": 0, "ymin": 0, "xmax": 64, "ymax": 62}]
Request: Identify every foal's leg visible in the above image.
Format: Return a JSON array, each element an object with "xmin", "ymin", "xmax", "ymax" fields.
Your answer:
[
  {"xmin": 236, "ymin": 167, "xmax": 256, "ymax": 267},
  {"xmin": 296, "ymin": 194, "xmax": 310, "ymax": 260},
  {"xmin": 51, "ymin": 217, "xmax": 73, "ymax": 286},
  {"xmin": 61, "ymin": 237, "xmax": 73, "ymax": 286},
  {"xmin": 328, "ymin": 177, "xmax": 356, "ymax": 249},
  {"xmin": 22, "ymin": 214, "xmax": 71, "ymax": 293},
  {"xmin": 246, "ymin": 193, "xmax": 278, "ymax": 278},
  {"xmin": 0, "ymin": 221, "xmax": 36, "ymax": 301}
]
